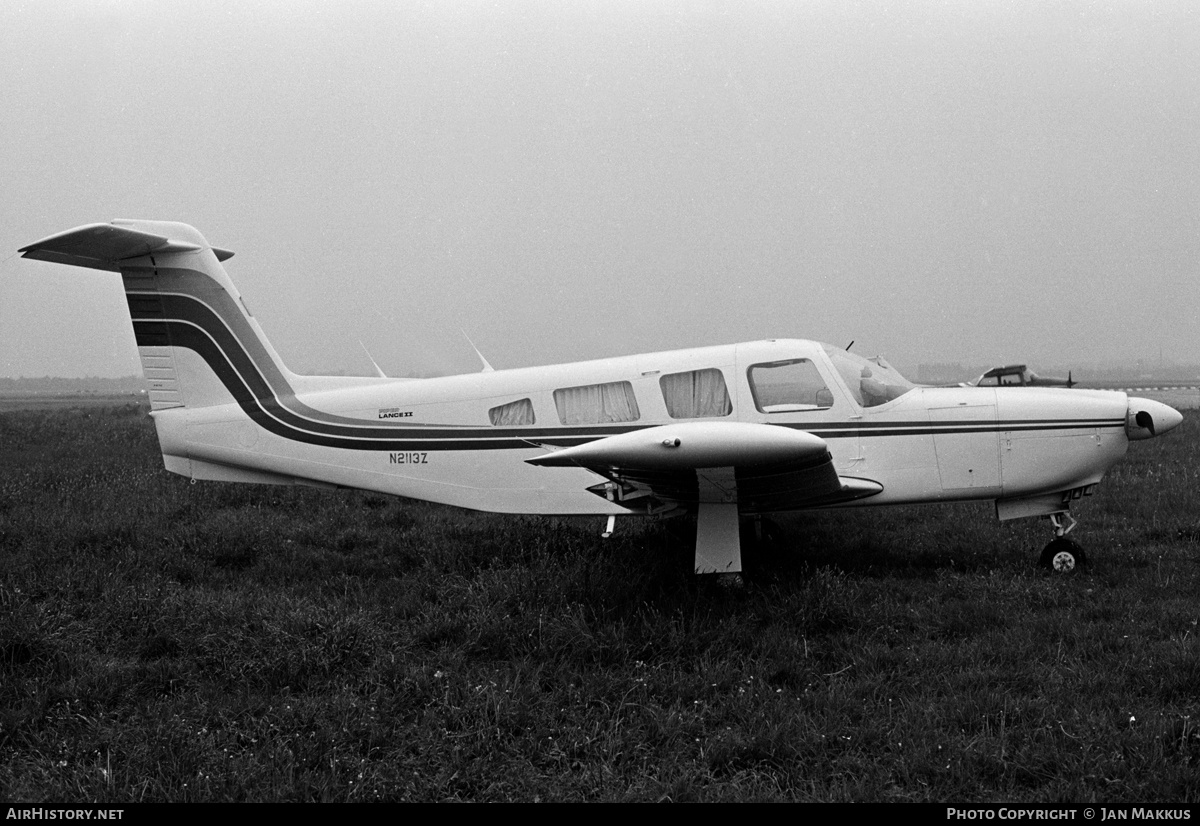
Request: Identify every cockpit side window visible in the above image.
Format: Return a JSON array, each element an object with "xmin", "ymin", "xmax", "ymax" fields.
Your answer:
[{"xmin": 747, "ymin": 359, "xmax": 834, "ymax": 413}]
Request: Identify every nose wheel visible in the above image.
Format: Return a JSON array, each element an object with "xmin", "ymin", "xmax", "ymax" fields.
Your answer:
[{"xmin": 1040, "ymin": 513, "xmax": 1086, "ymax": 572}]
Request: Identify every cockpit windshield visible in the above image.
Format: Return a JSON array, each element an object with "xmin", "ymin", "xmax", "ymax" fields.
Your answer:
[{"xmin": 821, "ymin": 344, "xmax": 915, "ymax": 408}]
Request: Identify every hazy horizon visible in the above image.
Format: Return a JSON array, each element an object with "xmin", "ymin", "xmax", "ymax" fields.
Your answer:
[{"xmin": 3, "ymin": 1, "xmax": 1198, "ymax": 380}]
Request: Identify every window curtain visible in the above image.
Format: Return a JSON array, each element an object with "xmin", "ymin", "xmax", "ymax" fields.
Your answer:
[
  {"xmin": 488, "ymin": 398, "xmax": 535, "ymax": 426},
  {"xmin": 554, "ymin": 381, "xmax": 640, "ymax": 424},
  {"xmin": 660, "ymin": 369, "xmax": 732, "ymax": 418}
]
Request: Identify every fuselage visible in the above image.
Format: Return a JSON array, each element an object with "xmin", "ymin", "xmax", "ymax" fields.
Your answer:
[{"xmin": 155, "ymin": 337, "xmax": 1140, "ymax": 517}]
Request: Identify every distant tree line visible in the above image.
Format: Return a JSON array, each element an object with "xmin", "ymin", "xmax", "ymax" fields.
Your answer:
[{"xmin": 0, "ymin": 376, "xmax": 148, "ymax": 395}]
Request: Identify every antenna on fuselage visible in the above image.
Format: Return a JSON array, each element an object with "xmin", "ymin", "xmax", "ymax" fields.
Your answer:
[
  {"xmin": 845, "ymin": 340, "xmax": 855, "ymax": 351},
  {"xmin": 460, "ymin": 329, "xmax": 495, "ymax": 373},
  {"xmin": 358, "ymin": 340, "xmax": 388, "ymax": 379}
]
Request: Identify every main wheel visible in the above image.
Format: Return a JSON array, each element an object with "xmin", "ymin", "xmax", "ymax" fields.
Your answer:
[{"xmin": 1040, "ymin": 537, "xmax": 1086, "ymax": 572}]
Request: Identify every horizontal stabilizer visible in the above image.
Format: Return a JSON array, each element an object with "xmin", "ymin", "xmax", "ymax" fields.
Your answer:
[{"xmin": 19, "ymin": 221, "xmax": 233, "ymax": 271}]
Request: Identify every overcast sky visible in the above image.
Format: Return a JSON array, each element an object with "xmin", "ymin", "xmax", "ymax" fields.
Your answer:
[{"xmin": 2, "ymin": 0, "xmax": 1198, "ymax": 379}]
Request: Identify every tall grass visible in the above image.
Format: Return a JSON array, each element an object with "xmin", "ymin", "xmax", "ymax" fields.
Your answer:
[{"xmin": 2, "ymin": 405, "xmax": 1198, "ymax": 801}]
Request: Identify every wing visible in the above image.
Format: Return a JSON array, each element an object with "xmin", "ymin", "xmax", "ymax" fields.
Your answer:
[{"xmin": 526, "ymin": 421, "xmax": 881, "ymax": 515}]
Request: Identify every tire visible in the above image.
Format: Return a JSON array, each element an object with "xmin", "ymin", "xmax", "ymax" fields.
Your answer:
[{"xmin": 1039, "ymin": 537, "xmax": 1086, "ymax": 572}]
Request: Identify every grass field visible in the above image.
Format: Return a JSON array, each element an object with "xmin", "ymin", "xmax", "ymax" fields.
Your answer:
[{"xmin": 2, "ymin": 404, "xmax": 1199, "ymax": 802}]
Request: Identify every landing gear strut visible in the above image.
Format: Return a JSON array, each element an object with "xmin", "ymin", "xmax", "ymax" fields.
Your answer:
[{"xmin": 1040, "ymin": 512, "xmax": 1086, "ymax": 572}]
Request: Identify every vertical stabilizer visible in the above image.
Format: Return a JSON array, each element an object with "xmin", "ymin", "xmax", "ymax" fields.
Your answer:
[{"xmin": 20, "ymin": 220, "xmax": 294, "ymax": 411}]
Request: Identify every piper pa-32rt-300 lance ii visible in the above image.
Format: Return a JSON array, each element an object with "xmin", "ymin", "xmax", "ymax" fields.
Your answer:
[{"xmin": 20, "ymin": 220, "xmax": 1184, "ymax": 575}]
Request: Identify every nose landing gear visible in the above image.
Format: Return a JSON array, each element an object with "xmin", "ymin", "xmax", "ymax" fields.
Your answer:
[{"xmin": 1040, "ymin": 512, "xmax": 1086, "ymax": 572}]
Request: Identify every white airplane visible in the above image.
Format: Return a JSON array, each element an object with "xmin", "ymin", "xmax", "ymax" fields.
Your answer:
[
  {"xmin": 966, "ymin": 364, "xmax": 1075, "ymax": 388},
  {"xmin": 20, "ymin": 220, "xmax": 1184, "ymax": 575}
]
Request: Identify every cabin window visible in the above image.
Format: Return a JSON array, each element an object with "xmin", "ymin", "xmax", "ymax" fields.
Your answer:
[
  {"xmin": 747, "ymin": 359, "xmax": 834, "ymax": 413},
  {"xmin": 660, "ymin": 368, "xmax": 732, "ymax": 419},
  {"xmin": 553, "ymin": 381, "xmax": 640, "ymax": 425},
  {"xmin": 488, "ymin": 398, "xmax": 535, "ymax": 426}
]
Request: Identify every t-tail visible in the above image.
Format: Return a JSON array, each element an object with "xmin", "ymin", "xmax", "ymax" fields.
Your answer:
[
  {"xmin": 20, "ymin": 220, "xmax": 300, "ymax": 410},
  {"xmin": 19, "ymin": 220, "xmax": 386, "ymax": 482}
]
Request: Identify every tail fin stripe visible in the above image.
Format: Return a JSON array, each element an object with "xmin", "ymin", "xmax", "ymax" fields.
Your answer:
[
  {"xmin": 132, "ymin": 289, "xmax": 453, "ymax": 435},
  {"xmin": 139, "ymin": 268, "xmax": 299, "ymax": 401},
  {"xmin": 139, "ymin": 309, "xmax": 589, "ymax": 450},
  {"xmin": 143, "ymin": 279, "xmax": 420, "ymax": 429},
  {"xmin": 143, "ymin": 318, "xmax": 531, "ymax": 450},
  {"xmin": 135, "ymin": 283, "xmax": 662, "ymax": 446}
]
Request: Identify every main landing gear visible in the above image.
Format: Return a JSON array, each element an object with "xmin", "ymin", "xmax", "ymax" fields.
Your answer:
[{"xmin": 1040, "ymin": 512, "xmax": 1087, "ymax": 573}]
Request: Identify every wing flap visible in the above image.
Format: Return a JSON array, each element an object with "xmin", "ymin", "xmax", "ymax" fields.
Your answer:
[{"xmin": 735, "ymin": 463, "xmax": 882, "ymax": 512}]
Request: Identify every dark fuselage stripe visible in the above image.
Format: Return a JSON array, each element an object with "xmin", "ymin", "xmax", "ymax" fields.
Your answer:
[{"xmin": 128, "ymin": 289, "xmax": 1128, "ymax": 452}]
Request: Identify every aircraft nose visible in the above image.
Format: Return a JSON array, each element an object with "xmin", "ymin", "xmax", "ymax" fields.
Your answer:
[{"xmin": 1126, "ymin": 397, "xmax": 1184, "ymax": 440}]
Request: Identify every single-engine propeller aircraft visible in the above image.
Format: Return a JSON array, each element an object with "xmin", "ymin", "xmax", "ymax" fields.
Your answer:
[
  {"xmin": 20, "ymin": 220, "xmax": 1184, "ymax": 575},
  {"xmin": 966, "ymin": 364, "xmax": 1075, "ymax": 388}
]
